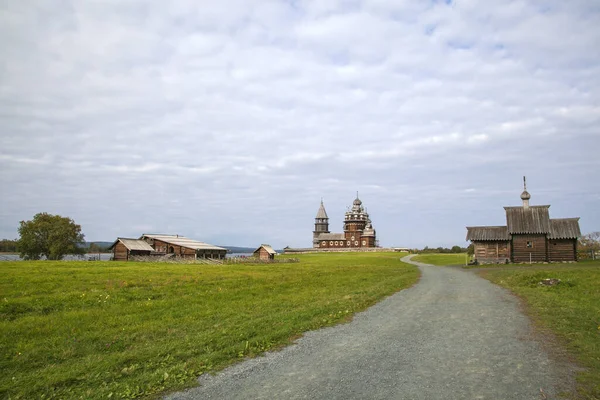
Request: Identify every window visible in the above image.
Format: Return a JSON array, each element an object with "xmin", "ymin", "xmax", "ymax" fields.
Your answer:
[
  {"xmin": 526, "ymin": 241, "xmax": 533, "ymax": 248},
  {"xmin": 330, "ymin": 241, "xmax": 333, "ymax": 245},
  {"xmin": 362, "ymin": 240, "xmax": 366, "ymax": 246},
  {"xmin": 335, "ymin": 241, "xmax": 338, "ymax": 246},
  {"xmin": 347, "ymin": 241, "xmax": 351, "ymax": 246},
  {"xmin": 354, "ymin": 241, "xmax": 359, "ymax": 246}
]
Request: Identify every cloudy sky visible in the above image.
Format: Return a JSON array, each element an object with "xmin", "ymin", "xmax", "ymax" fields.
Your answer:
[{"xmin": 1, "ymin": 0, "xmax": 599, "ymax": 249}]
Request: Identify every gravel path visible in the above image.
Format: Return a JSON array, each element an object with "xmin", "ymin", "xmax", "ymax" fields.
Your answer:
[{"xmin": 165, "ymin": 255, "xmax": 572, "ymax": 400}]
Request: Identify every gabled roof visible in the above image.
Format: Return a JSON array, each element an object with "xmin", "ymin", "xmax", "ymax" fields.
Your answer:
[
  {"xmin": 549, "ymin": 218, "xmax": 581, "ymax": 239},
  {"xmin": 316, "ymin": 201, "xmax": 328, "ymax": 219},
  {"xmin": 254, "ymin": 244, "xmax": 276, "ymax": 255},
  {"xmin": 504, "ymin": 205, "xmax": 551, "ymax": 234},
  {"xmin": 109, "ymin": 238, "xmax": 155, "ymax": 251},
  {"xmin": 317, "ymin": 233, "xmax": 345, "ymax": 241},
  {"xmin": 466, "ymin": 226, "xmax": 509, "ymax": 241},
  {"xmin": 141, "ymin": 234, "xmax": 227, "ymax": 251}
]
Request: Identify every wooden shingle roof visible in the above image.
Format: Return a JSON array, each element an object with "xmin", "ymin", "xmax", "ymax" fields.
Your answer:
[
  {"xmin": 466, "ymin": 226, "xmax": 509, "ymax": 241},
  {"xmin": 109, "ymin": 238, "xmax": 155, "ymax": 251},
  {"xmin": 317, "ymin": 233, "xmax": 345, "ymax": 241},
  {"xmin": 504, "ymin": 205, "xmax": 551, "ymax": 234},
  {"xmin": 548, "ymin": 218, "xmax": 581, "ymax": 239},
  {"xmin": 141, "ymin": 234, "xmax": 226, "ymax": 251},
  {"xmin": 254, "ymin": 244, "xmax": 277, "ymax": 255},
  {"xmin": 315, "ymin": 201, "xmax": 328, "ymax": 219}
]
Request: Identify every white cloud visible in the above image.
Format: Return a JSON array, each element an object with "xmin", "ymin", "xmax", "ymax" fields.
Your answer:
[{"xmin": 0, "ymin": 0, "xmax": 599, "ymax": 248}]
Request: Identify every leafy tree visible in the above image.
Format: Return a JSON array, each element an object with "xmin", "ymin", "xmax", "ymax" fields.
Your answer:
[
  {"xmin": 17, "ymin": 213, "xmax": 85, "ymax": 260},
  {"xmin": 579, "ymin": 232, "xmax": 600, "ymax": 259},
  {"xmin": 466, "ymin": 243, "xmax": 474, "ymax": 256},
  {"xmin": 88, "ymin": 242, "xmax": 109, "ymax": 253}
]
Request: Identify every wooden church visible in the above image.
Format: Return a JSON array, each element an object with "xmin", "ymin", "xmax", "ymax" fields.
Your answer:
[
  {"xmin": 313, "ymin": 194, "xmax": 377, "ymax": 249},
  {"xmin": 466, "ymin": 178, "xmax": 581, "ymax": 263}
]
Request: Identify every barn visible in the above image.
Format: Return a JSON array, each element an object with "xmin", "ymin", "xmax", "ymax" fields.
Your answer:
[
  {"xmin": 254, "ymin": 244, "xmax": 276, "ymax": 261},
  {"xmin": 110, "ymin": 234, "xmax": 227, "ymax": 261},
  {"xmin": 140, "ymin": 234, "xmax": 228, "ymax": 260},
  {"xmin": 466, "ymin": 178, "xmax": 581, "ymax": 264}
]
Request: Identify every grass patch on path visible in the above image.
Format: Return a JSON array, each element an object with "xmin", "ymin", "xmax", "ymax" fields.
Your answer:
[
  {"xmin": 0, "ymin": 252, "xmax": 417, "ymax": 399},
  {"xmin": 411, "ymin": 253, "xmax": 469, "ymax": 266},
  {"xmin": 479, "ymin": 261, "xmax": 600, "ymax": 399}
]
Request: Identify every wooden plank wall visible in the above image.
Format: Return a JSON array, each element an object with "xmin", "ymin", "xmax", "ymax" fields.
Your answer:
[
  {"xmin": 512, "ymin": 235, "xmax": 547, "ymax": 262},
  {"xmin": 153, "ymin": 239, "xmax": 196, "ymax": 258},
  {"xmin": 113, "ymin": 242, "xmax": 129, "ymax": 261},
  {"xmin": 474, "ymin": 241, "xmax": 510, "ymax": 263},
  {"xmin": 548, "ymin": 239, "xmax": 576, "ymax": 261}
]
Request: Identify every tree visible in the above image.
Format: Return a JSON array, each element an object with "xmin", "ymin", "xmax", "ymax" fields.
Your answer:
[
  {"xmin": 0, "ymin": 239, "xmax": 18, "ymax": 253},
  {"xmin": 579, "ymin": 232, "xmax": 600, "ymax": 260},
  {"xmin": 17, "ymin": 213, "xmax": 85, "ymax": 260},
  {"xmin": 466, "ymin": 243, "xmax": 474, "ymax": 256}
]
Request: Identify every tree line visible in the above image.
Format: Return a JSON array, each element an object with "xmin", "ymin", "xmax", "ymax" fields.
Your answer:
[{"xmin": 418, "ymin": 245, "xmax": 472, "ymax": 254}]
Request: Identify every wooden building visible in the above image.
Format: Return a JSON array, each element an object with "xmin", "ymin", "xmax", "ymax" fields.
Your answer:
[
  {"xmin": 254, "ymin": 244, "xmax": 276, "ymax": 261},
  {"xmin": 110, "ymin": 234, "xmax": 227, "ymax": 261},
  {"xmin": 109, "ymin": 238, "xmax": 155, "ymax": 261},
  {"xmin": 140, "ymin": 234, "xmax": 227, "ymax": 259},
  {"xmin": 466, "ymin": 178, "xmax": 581, "ymax": 263},
  {"xmin": 313, "ymin": 194, "xmax": 377, "ymax": 249}
]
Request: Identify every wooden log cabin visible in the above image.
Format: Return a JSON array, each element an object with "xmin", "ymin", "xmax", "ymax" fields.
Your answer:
[
  {"xmin": 109, "ymin": 238, "xmax": 155, "ymax": 261},
  {"xmin": 253, "ymin": 244, "xmax": 276, "ymax": 261},
  {"xmin": 140, "ymin": 234, "xmax": 227, "ymax": 260},
  {"xmin": 110, "ymin": 234, "xmax": 227, "ymax": 261},
  {"xmin": 466, "ymin": 178, "xmax": 581, "ymax": 264}
]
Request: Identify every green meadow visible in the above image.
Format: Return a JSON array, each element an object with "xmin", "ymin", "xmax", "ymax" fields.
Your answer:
[
  {"xmin": 411, "ymin": 253, "xmax": 469, "ymax": 266},
  {"xmin": 478, "ymin": 261, "xmax": 600, "ymax": 399},
  {"xmin": 0, "ymin": 252, "xmax": 417, "ymax": 399}
]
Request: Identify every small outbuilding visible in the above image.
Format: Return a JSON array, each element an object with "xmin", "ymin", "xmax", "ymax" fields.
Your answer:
[
  {"xmin": 109, "ymin": 238, "xmax": 155, "ymax": 261},
  {"xmin": 254, "ymin": 244, "xmax": 276, "ymax": 261}
]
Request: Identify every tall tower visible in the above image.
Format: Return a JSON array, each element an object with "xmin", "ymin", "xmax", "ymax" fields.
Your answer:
[
  {"xmin": 343, "ymin": 193, "xmax": 370, "ymax": 247},
  {"xmin": 521, "ymin": 176, "xmax": 531, "ymax": 208},
  {"xmin": 313, "ymin": 199, "xmax": 329, "ymax": 248}
]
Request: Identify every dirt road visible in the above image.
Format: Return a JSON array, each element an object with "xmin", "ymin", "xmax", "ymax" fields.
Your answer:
[{"xmin": 165, "ymin": 255, "xmax": 572, "ymax": 399}]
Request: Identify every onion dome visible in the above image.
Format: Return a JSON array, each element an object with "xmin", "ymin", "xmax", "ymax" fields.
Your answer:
[
  {"xmin": 521, "ymin": 176, "xmax": 531, "ymax": 207},
  {"xmin": 363, "ymin": 219, "xmax": 376, "ymax": 237},
  {"xmin": 350, "ymin": 192, "xmax": 364, "ymax": 213}
]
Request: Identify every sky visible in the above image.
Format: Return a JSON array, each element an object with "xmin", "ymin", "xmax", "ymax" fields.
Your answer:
[{"xmin": 1, "ymin": 0, "xmax": 599, "ymax": 249}]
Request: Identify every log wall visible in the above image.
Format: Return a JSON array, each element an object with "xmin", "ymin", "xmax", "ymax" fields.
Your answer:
[
  {"xmin": 474, "ymin": 241, "xmax": 510, "ymax": 263},
  {"xmin": 254, "ymin": 248, "xmax": 274, "ymax": 261},
  {"xmin": 548, "ymin": 239, "xmax": 577, "ymax": 262},
  {"xmin": 152, "ymin": 239, "xmax": 196, "ymax": 258},
  {"xmin": 512, "ymin": 234, "xmax": 547, "ymax": 262},
  {"xmin": 113, "ymin": 242, "xmax": 129, "ymax": 261}
]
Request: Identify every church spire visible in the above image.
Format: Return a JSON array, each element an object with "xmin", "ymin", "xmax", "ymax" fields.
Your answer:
[
  {"xmin": 520, "ymin": 176, "xmax": 531, "ymax": 208},
  {"xmin": 316, "ymin": 199, "xmax": 328, "ymax": 219}
]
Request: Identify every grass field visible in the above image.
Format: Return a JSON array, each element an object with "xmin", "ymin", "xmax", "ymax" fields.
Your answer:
[
  {"xmin": 411, "ymin": 253, "xmax": 469, "ymax": 266},
  {"xmin": 0, "ymin": 252, "xmax": 417, "ymax": 399},
  {"xmin": 479, "ymin": 261, "xmax": 600, "ymax": 399}
]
